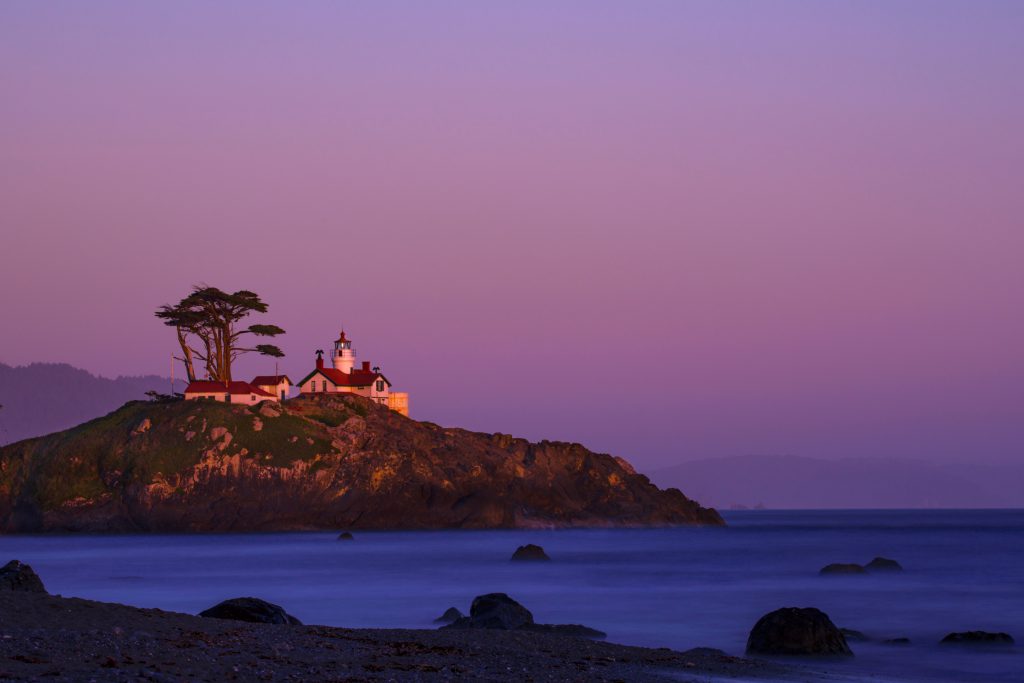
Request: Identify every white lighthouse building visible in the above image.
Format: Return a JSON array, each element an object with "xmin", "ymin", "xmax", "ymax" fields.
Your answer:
[
  {"xmin": 297, "ymin": 330, "xmax": 410, "ymax": 416},
  {"xmin": 332, "ymin": 331, "xmax": 356, "ymax": 373}
]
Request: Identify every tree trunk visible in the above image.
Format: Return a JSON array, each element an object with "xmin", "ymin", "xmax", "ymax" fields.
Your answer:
[
  {"xmin": 175, "ymin": 327, "xmax": 196, "ymax": 383},
  {"xmin": 221, "ymin": 322, "xmax": 233, "ymax": 381},
  {"xmin": 202, "ymin": 335, "xmax": 217, "ymax": 381}
]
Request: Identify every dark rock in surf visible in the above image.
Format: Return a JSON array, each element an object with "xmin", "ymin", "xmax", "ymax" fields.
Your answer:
[
  {"xmin": 199, "ymin": 597, "xmax": 301, "ymax": 625},
  {"xmin": 510, "ymin": 544, "xmax": 551, "ymax": 562},
  {"xmin": 865, "ymin": 557, "xmax": 902, "ymax": 572},
  {"xmin": 337, "ymin": 532, "xmax": 354, "ymax": 541},
  {"xmin": 445, "ymin": 593, "xmax": 534, "ymax": 630},
  {"xmin": 746, "ymin": 607, "xmax": 853, "ymax": 656},
  {"xmin": 0, "ymin": 560, "xmax": 46, "ymax": 593},
  {"xmin": 940, "ymin": 631, "xmax": 1014, "ymax": 646},
  {"xmin": 819, "ymin": 563, "xmax": 866, "ymax": 575},
  {"xmin": 433, "ymin": 607, "xmax": 464, "ymax": 624},
  {"xmin": 883, "ymin": 638, "xmax": 911, "ymax": 646},
  {"xmin": 442, "ymin": 593, "xmax": 604, "ymax": 638}
]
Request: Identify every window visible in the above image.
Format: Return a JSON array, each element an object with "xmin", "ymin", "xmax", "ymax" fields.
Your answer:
[
  {"xmin": 224, "ymin": 393, "xmax": 230, "ymax": 402},
  {"xmin": 376, "ymin": 380, "xmax": 384, "ymax": 392}
]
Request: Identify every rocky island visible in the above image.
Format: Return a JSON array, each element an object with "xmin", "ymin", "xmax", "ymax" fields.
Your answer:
[{"xmin": 0, "ymin": 393, "xmax": 721, "ymax": 532}]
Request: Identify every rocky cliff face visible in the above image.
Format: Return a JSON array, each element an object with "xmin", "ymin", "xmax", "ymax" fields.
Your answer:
[{"xmin": 0, "ymin": 394, "xmax": 722, "ymax": 532}]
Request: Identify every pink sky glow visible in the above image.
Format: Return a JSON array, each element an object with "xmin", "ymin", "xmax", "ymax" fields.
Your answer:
[{"xmin": 1, "ymin": 2, "xmax": 1022, "ymax": 470}]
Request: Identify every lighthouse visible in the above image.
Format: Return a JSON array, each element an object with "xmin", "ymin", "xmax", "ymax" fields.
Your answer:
[
  {"xmin": 297, "ymin": 327, "xmax": 410, "ymax": 416},
  {"xmin": 333, "ymin": 331, "xmax": 356, "ymax": 373}
]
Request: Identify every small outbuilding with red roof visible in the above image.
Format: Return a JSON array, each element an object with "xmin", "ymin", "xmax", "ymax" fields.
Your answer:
[
  {"xmin": 250, "ymin": 375, "xmax": 292, "ymax": 401},
  {"xmin": 184, "ymin": 380, "xmax": 278, "ymax": 405}
]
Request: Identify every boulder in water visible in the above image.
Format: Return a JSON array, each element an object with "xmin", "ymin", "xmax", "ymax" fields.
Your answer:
[
  {"xmin": 442, "ymin": 593, "xmax": 604, "ymax": 638},
  {"xmin": 865, "ymin": 557, "xmax": 903, "ymax": 572},
  {"xmin": 883, "ymin": 638, "xmax": 911, "ymax": 646},
  {"xmin": 433, "ymin": 607, "xmax": 464, "ymax": 624},
  {"xmin": 0, "ymin": 560, "xmax": 46, "ymax": 593},
  {"xmin": 199, "ymin": 597, "xmax": 301, "ymax": 625},
  {"xmin": 510, "ymin": 544, "xmax": 551, "ymax": 562},
  {"xmin": 337, "ymin": 532, "xmax": 354, "ymax": 541},
  {"xmin": 445, "ymin": 593, "xmax": 534, "ymax": 630},
  {"xmin": 940, "ymin": 631, "xmax": 1014, "ymax": 646},
  {"xmin": 746, "ymin": 607, "xmax": 853, "ymax": 656},
  {"xmin": 819, "ymin": 563, "xmax": 866, "ymax": 575}
]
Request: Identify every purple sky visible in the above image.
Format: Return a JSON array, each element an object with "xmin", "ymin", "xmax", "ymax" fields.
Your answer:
[{"xmin": 1, "ymin": 2, "xmax": 1022, "ymax": 471}]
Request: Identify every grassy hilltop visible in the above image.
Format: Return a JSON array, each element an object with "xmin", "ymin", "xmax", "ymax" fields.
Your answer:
[{"xmin": 0, "ymin": 394, "xmax": 722, "ymax": 532}]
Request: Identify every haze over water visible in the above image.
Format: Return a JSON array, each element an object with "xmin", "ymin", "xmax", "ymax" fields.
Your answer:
[{"xmin": 4, "ymin": 510, "xmax": 1021, "ymax": 682}]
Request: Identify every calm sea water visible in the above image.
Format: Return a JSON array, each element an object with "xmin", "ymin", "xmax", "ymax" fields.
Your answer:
[{"xmin": 2, "ymin": 510, "xmax": 1021, "ymax": 681}]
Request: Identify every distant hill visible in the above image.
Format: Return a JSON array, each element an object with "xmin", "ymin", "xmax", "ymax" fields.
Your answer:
[
  {"xmin": 650, "ymin": 455, "xmax": 1024, "ymax": 509},
  {"xmin": 0, "ymin": 393, "xmax": 722, "ymax": 531},
  {"xmin": 0, "ymin": 363, "xmax": 183, "ymax": 445}
]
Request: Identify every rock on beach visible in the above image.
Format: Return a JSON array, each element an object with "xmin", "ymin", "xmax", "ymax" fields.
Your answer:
[
  {"xmin": 199, "ymin": 597, "xmax": 302, "ymax": 625},
  {"xmin": 746, "ymin": 607, "xmax": 853, "ymax": 656},
  {"xmin": 0, "ymin": 560, "xmax": 46, "ymax": 593}
]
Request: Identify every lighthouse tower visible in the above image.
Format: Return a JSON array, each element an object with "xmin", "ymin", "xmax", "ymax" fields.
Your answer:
[{"xmin": 333, "ymin": 331, "xmax": 356, "ymax": 373}]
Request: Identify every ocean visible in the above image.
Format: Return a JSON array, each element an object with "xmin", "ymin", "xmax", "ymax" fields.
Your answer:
[{"xmin": 2, "ymin": 509, "xmax": 1021, "ymax": 681}]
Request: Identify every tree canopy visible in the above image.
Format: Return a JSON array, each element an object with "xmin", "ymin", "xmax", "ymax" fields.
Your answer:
[{"xmin": 156, "ymin": 286, "xmax": 285, "ymax": 383}]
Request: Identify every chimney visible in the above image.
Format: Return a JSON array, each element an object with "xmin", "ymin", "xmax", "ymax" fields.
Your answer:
[
  {"xmin": 316, "ymin": 350, "xmax": 324, "ymax": 370},
  {"xmin": 362, "ymin": 361, "xmax": 371, "ymax": 372}
]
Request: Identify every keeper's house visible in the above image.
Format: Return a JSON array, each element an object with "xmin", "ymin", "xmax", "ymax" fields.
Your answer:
[{"xmin": 297, "ymin": 331, "xmax": 410, "ymax": 416}]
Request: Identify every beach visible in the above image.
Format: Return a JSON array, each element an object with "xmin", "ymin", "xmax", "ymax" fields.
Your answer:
[{"xmin": 0, "ymin": 590, "xmax": 802, "ymax": 682}]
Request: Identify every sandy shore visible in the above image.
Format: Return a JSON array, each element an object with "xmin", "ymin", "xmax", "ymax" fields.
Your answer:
[{"xmin": 0, "ymin": 591, "xmax": 808, "ymax": 682}]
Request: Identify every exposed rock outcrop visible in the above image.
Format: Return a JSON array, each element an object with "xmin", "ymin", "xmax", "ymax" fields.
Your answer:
[
  {"xmin": 0, "ymin": 394, "xmax": 721, "ymax": 532},
  {"xmin": 446, "ymin": 593, "xmax": 535, "ymax": 630},
  {"xmin": 865, "ymin": 557, "xmax": 903, "ymax": 572},
  {"xmin": 746, "ymin": 607, "xmax": 852, "ymax": 656},
  {"xmin": 0, "ymin": 560, "xmax": 46, "ymax": 593},
  {"xmin": 442, "ymin": 593, "xmax": 606, "ymax": 638},
  {"xmin": 510, "ymin": 544, "xmax": 551, "ymax": 561},
  {"xmin": 819, "ymin": 563, "xmax": 866, "ymax": 575},
  {"xmin": 940, "ymin": 631, "xmax": 1014, "ymax": 645},
  {"xmin": 433, "ymin": 607, "xmax": 464, "ymax": 624},
  {"xmin": 883, "ymin": 638, "xmax": 911, "ymax": 646},
  {"xmin": 199, "ymin": 597, "xmax": 301, "ymax": 625}
]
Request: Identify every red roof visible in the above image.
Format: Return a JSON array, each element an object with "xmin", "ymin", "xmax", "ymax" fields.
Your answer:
[
  {"xmin": 185, "ymin": 380, "xmax": 275, "ymax": 397},
  {"xmin": 251, "ymin": 375, "xmax": 292, "ymax": 386},
  {"xmin": 321, "ymin": 367, "xmax": 378, "ymax": 387},
  {"xmin": 335, "ymin": 331, "xmax": 349, "ymax": 343},
  {"xmin": 299, "ymin": 367, "xmax": 390, "ymax": 388}
]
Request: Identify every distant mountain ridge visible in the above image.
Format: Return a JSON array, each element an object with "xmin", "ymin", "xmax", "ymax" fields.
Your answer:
[
  {"xmin": 650, "ymin": 455, "xmax": 1024, "ymax": 509},
  {"xmin": 0, "ymin": 362, "xmax": 183, "ymax": 445}
]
